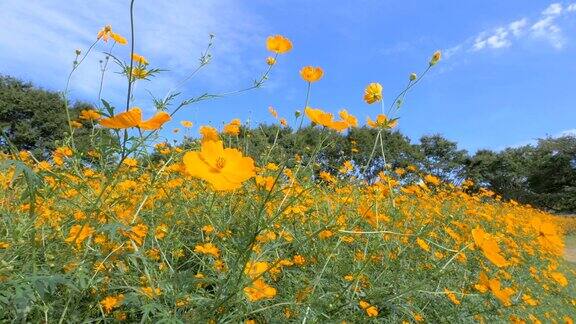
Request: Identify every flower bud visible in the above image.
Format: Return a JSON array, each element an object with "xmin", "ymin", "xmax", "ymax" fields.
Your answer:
[{"xmin": 409, "ymin": 73, "xmax": 417, "ymax": 81}]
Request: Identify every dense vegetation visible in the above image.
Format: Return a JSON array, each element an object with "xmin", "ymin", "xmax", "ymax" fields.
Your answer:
[
  {"xmin": 0, "ymin": 13, "xmax": 574, "ymax": 322},
  {"xmin": 2, "ymin": 76, "xmax": 575, "ymax": 213}
]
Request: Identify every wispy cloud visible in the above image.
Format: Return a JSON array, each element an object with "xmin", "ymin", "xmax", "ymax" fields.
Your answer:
[
  {"xmin": 446, "ymin": 2, "xmax": 576, "ymax": 59},
  {"xmin": 0, "ymin": 1, "xmax": 265, "ymax": 110}
]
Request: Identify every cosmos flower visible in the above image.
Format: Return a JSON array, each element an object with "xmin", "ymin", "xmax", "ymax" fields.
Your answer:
[
  {"xmin": 183, "ymin": 140, "xmax": 255, "ymax": 191},
  {"xmin": 300, "ymin": 66, "xmax": 324, "ymax": 83},
  {"xmin": 266, "ymin": 35, "xmax": 293, "ymax": 54},
  {"xmin": 364, "ymin": 82, "xmax": 383, "ymax": 104},
  {"xmin": 99, "ymin": 107, "xmax": 171, "ymax": 130}
]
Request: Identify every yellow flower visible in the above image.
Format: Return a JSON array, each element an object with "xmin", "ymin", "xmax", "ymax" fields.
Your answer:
[
  {"xmin": 131, "ymin": 67, "xmax": 149, "ymax": 79},
  {"xmin": 194, "ymin": 242, "xmax": 220, "ymax": 257},
  {"xmin": 99, "ymin": 107, "xmax": 171, "ymax": 130},
  {"xmin": 96, "ymin": 25, "xmax": 113, "ymax": 41},
  {"xmin": 199, "ymin": 125, "xmax": 219, "ymax": 142},
  {"xmin": 366, "ymin": 114, "xmax": 397, "ymax": 129},
  {"xmin": 430, "ymin": 50, "xmax": 441, "ymax": 66},
  {"xmin": 416, "ymin": 238, "xmax": 430, "ymax": 252},
  {"xmin": 132, "ymin": 53, "xmax": 148, "ymax": 65},
  {"xmin": 79, "ymin": 109, "xmax": 101, "ymax": 121},
  {"xmin": 338, "ymin": 109, "xmax": 358, "ymax": 128},
  {"xmin": 358, "ymin": 300, "xmax": 378, "ymax": 317},
  {"xmin": 244, "ymin": 279, "xmax": 277, "ymax": 301},
  {"xmin": 155, "ymin": 223, "xmax": 168, "ymax": 240},
  {"xmin": 96, "ymin": 25, "xmax": 127, "ymax": 45},
  {"xmin": 444, "ymin": 289, "xmax": 461, "ymax": 305},
  {"xmin": 181, "ymin": 120, "xmax": 193, "ymax": 128},
  {"xmin": 65, "ymin": 224, "xmax": 95, "ymax": 247},
  {"xmin": 268, "ymin": 106, "xmax": 278, "ymax": 118},
  {"xmin": 122, "ymin": 223, "xmax": 148, "ymax": 246},
  {"xmin": 122, "ymin": 158, "xmax": 138, "ymax": 167},
  {"xmin": 111, "ymin": 32, "xmax": 127, "ymax": 45},
  {"xmin": 0, "ymin": 242, "xmax": 10, "ymax": 249},
  {"xmin": 304, "ymin": 107, "xmax": 352, "ymax": 132},
  {"xmin": 100, "ymin": 294, "xmax": 124, "ymax": 313},
  {"xmin": 300, "ymin": 66, "xmax": 324, "ymax": 83},
  {"xmin": 183, "ymin": 140, "xmax": 255, "ymax": 191},
  {"xmin": 266, "ymin": 57, "xmax": 276, "ymax": 65},
  {"xmin": 550, "ymin": 271, "xmax": 568, "ymax": 287},
  {"xmin": 471, "ymin": 227, "xmax": 509, "ymax": 268},
  {"xmin": 223, "ymin": 119, "xmax": 241, "ymax": 136},
  {"xmin": 474, "ymin": 271, "xmax": 490, "ymax": 293},
  {"xmin": 141, "ymin": 286, "xmax": 161, "ymax": 299},
  {"xmin": 488, "ymin": 278, "xmax": 515, "ymax": 306},
  {"xmin": 266, "ymin": 35, "xmax": 293, "ymax": 54},
  {"xmin": 424, "ymin": 174, "xmax": 441, "ymax": 186},
  {"xmin": 293, "ymin": 254, "xmax": 305, "ymax": 265},
  {"xmin": 364, "ymin": 82, "xmax": 383, "ymax": 104},
  {"xmin": 245, "ymin": 261, "xmax": 270, "ymax": 278}
]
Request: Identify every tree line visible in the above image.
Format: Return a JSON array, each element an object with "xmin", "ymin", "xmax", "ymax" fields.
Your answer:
[{"xmin": 2, "ymin": 75, "xmax": 575, "ymax": 213}]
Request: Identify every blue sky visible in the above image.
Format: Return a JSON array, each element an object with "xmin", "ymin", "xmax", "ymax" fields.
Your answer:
[{"xmin": 1, "ymin": 0, "xmax": 575, "ymax": 152}]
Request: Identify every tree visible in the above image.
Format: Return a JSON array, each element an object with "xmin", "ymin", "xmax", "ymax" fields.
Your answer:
[
  {"xmin": 414, "ymin": 134, "xmax": 469, "ymax": 182},
  {"xmin": 0, "ymin": 75, "xmax": 102, "ymax": 159}
]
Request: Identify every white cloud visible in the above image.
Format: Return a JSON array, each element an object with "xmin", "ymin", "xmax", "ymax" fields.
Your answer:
[
  {"xmin": 531, "ymin": 15, "xmax": 565, "ymax": 49},
  {"xmin": 542, "ymin": 3, "xmax": 563, "ymax": 16},
  {"xmin": 468, "ymin": 2, "xmax": 576, "ymax": 53},
  {"xmin": 473, "ymin": 26, "xmax": 514, "ymax": 51},
  {"xmin": 0, "ymin": 0, "xmax": 266, "ymax": 111},
  {"xmin": 509, "ymin": 18, "xmax": 528, "ymax": 36}
]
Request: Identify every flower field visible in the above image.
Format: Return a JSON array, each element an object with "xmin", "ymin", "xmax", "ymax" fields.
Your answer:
[{"xmin": 0, "ymin": 18, "xmax": 575, "ymax": 323}]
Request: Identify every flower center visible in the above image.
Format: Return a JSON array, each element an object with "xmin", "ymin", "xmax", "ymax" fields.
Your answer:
[{"xmin": 215, "ymin": 157, "xmax": 226, "ymax": 169}]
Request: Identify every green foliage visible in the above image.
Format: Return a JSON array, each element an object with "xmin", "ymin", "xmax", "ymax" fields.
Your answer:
[
  {"xmin": 466, "ymin": 136, "xmax": 576, "ymax": 212},
  {"xmin": 0, "ymin": 75, "xmax": 105, "ymax": 159}
]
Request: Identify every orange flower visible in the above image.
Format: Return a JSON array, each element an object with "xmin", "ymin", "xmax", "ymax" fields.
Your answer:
[
  {"xmin": 471, "ymin": 227, "xmax": 509, "ymax": 267},
  {"xmin": 199, "ymin": 125, "xmax": 219, "ymax": 142},
  {"xmin": 194, "ymin": 242, "xmax": 220, "ymax": 258},
  {"xmin": 131, "ymin": 67, "xmax": 149, "ymax": 79},
  {"xmin": 65, "ymin": 224, "xmax": 95, "ymax": 247},
  {"xmin": 97, "ymin": 25, "xmax": 127, "ymax": 45},
  {"xmin": 488, "ymin": 278, "xmax": 515, "ymax": 306},
  {"xmin": 300, "ymin": 66, "xmax": 324, "ymax": 83},
  {"xmin": 338, "ymin": 109, "xmax": 358, "ymax": 128},
  {"xmin": 180, "ymin": 120, "xmax": 193, "ymax": 128},
  {"xmin": 99, "ymin": 107, "xmax": 171, "ymax": 130},
  {"xmin": 416, "ymin": 238, "xmax": 430, "ymax": 252},
  {"xmin": 364, "ymin": 82, "xmax": 383, "ymax": 104},
  {"xmin": 138, "ymin": 111, "xmax": 171, "ymax": 130},
  {"xmin": 183, "ymin": 140, "xmax": 255, "ymax": 191},
  {"xmin": 223, "ymin": 119, "xmax": 241, "ymax": 136},
  {"xmin": 100, "ymin": 294, "xmax": 124, "ymax": 313},
  {"xmin": 244, "ymin": 279, "xmax": 277, "ymax": 301},
  {"xmin": 530, "ymin": 218, "xmax": 564, "ymax": 256},
  {"xmin": 132, "ymin": 53, "xmax": 149, "ymax": 65},
  {"xmin": 305, "ymin": 107, "xmax": 334, "ymax": 128},
  {"xmin": 266, "ymin": 35, "xmax": 293, "ymax": 54},
  {"xmin": 444, "ymin": 289, "xmax": 461, "ymax": 305},
  {"xmin": 268, "ymin": 106, "xmax": 278, "ymax": 118},
  {"xmin": 97, "ymin": 25, "xmax": 113, "ymax": 41},
  {"xmin": 474, "ymin": 272, "xmax": 490, "ymax": 293},
  {"xmin": 244, "ymin": 261, "xmax": 270, "ymax": 279},
  {"xmin": 79, "ymin": 109, "xmax": 101, "ymax": 121},
  {"xmin": 367, "ymin": 114, "xmax": 397, "ymax": 129}
]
